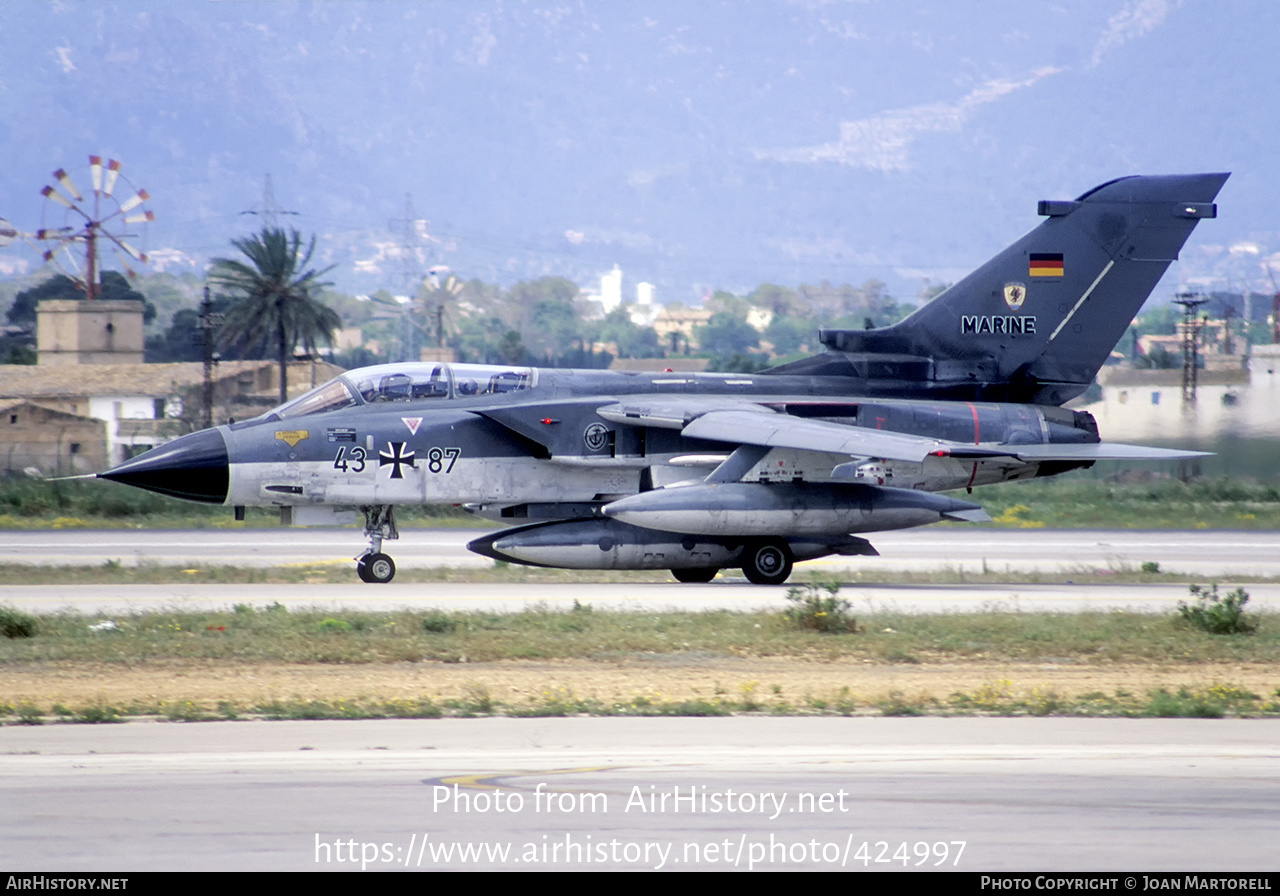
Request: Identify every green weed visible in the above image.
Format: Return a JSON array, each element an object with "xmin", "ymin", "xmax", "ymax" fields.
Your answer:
[
  {"xmin": 15, "ymin": 704, "xmax": 44, "ymax": 725},
  {"xmin": 461, "ymin": 682, "xmax": 494, "ymax": 714},
  {"xmin": 877, "ymin": 690, "xmax": 927, "ymax": 716},
  {"xmin": 420, "ymin": 611, "xmax": 457, "ymax": 634},
  {"xmin": 0, "ymin": 607, "xmax": 37, "ymax": 639},
  {"xmin": 1178, "ymin": 584, "xmax": 1255, "ymax": 635},
  {"xmin": 75, "ymin": 703, "xmax": 123, "ymax": 724},
  {"xmin": 783, "ymin": 576, "xmax": 857, "ymax": 633}
]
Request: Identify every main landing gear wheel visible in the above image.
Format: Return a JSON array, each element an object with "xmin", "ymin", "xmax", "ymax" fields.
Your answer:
[
  {"xmin": 357, "ymin": 552, "xmax": 396, "ymax": 584},
  {"xmin": 671, "ymin": 567, "xmax": 719, "ymax": 584},
  {"xmin": 742, "ymin": 542, "xmax": 793, "ymax": 586}
]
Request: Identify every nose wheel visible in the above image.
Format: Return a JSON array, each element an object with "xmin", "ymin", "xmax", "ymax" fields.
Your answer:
[
  {"xmin": 357, "ymin": 551, "xmax": 396, "ymax": 584},
  {"xmin": 356, "ymin": 504, "xmax": 399, "ymax": 584}
]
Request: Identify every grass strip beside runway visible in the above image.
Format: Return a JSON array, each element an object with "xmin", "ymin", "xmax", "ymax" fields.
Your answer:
[{"xmin": 1, "ymin": 601, "xmax": 1277, "ymax": 722}]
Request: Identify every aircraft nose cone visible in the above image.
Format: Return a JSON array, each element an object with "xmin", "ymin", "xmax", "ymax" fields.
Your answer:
[{"xmin": 98, "ymin": 427, "xmax": 229, "ymax": 504}]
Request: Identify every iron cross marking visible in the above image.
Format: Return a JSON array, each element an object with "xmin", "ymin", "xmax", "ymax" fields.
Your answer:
[{"xmin": 379, "ymin": 442, "xmax": 416, "ymax": 479}]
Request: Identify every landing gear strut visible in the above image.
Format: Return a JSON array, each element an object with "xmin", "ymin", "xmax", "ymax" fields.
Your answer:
[{"xmin": 356, "ymin": 505, "xmax": 398, "ymax": 584}]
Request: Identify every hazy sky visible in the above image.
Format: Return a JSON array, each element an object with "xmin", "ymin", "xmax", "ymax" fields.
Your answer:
[{"xmin": 1, "ymin": 1, "xmax": 1272, "ymax": 304}]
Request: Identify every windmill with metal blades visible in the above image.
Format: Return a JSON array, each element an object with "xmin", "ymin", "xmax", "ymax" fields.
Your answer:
[
  {"xmin": 34, "ymin": 155, "xmax": 154, "ymax": 298},
  {"xmin": 417, "ymin": 266, "xmax": 463, "ymax": 360}
]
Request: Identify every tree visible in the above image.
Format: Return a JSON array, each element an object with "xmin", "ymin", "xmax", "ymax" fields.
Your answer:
[
  {"xmin": 497, "ymin": 329, "xmax": 526, "ymax": 365},
  {"xmin": 7, "ymin": 275, "xmax": 79, "ymax": 329},
  {"xmin": 209, "ymin": 228, "xmax": 339, "ymax": 404},
  {"xmin": 508, "ymin": 277, "xmax": 586, "ymax": 364},
  {"xmin": 6, "ymin": 271, "xmax": 154, "ymax": 331},
  {"xmin": 697, "ymin": 311, "xmax": 759, "ymax": 357},
  {"xmin": 764, "ymin": 314, "xmax": 811, "ymax": 356},
  {"xmin": 0, "ymin": 335, "xmax": 34, "ymax": 364},
  {"xmin": 748, "ymin": 283, "xmax": 801, "ymax": 317},
  {"xmin": 145, "ymin": 294, "xmax": 234, "ymax": 363},
  {"xmin": 600, "ymin": 308, "xmax": 661, "ymax": 359}
]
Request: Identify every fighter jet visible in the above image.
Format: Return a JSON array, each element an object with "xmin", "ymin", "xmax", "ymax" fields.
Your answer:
[{"xmin": 100, "ymin": 173, "xmax": 1227, "ymax": 584}]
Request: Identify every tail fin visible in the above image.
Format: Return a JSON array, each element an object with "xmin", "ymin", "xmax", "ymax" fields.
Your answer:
[{"xmin": 814, "ymin": 173, "xmax": 1229, "ymax": 405}]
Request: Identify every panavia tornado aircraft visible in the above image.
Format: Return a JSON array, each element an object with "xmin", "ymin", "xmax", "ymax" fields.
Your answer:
[{"xmin": 100, "ymin": 173, "xmax": 1226, "ymax": 584}]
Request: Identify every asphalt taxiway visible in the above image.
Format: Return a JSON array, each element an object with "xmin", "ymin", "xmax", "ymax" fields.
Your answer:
[
  {"xmin": 4, "ymin": 580, "xmax": 1280, "ymax": 616},
  {"xmin": 5, "ymin": 527, "xmax": 1280, "ymax": 577},
  {"xmin": 2, "ymin": 718, "xmax": 1277, "ymax": 871},
  {"xmin": 2, "ymin": 528, "xmax": 1278, "ymax": 615}
]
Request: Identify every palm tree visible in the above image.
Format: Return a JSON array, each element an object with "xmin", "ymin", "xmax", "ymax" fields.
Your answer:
[{"xmin": 209, "ymin": 228, "xmax": 340, "ymax": 404}]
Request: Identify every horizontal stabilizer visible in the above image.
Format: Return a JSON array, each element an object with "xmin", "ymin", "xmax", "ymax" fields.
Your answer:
[
  {"xmin": 1007, "ymin": 443, "xmax": 1212, "ymax": 461},
  {"xmin": 942, "ymin": 507, "xmax": 993, "ymax": 523}
]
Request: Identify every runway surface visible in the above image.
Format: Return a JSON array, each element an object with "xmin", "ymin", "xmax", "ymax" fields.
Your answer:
[
  {"xmin": 5, "ymin": 580, "xmax": 1280, "ymax": 616},
  {"xmin": 2, "ymin": 528, "xmax": 1278, "ymax": 615},
  {"xmin": 1, "ymin": 718, "xmax": 1277, "ymax": 872},
  {"xmin": 4, "ymin": 527, "xmax": 1280, "ymax": 577}
]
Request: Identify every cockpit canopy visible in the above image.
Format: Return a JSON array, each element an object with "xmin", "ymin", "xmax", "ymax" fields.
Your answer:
[{"xmin": 270, "ymin": 363, "xmax": 537, "ymax": 420}]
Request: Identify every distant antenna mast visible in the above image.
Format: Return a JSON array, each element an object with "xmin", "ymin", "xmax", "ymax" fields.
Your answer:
[
  {"xmin": 240, "ymin": 173, "xmax": 298, "ymax": 230},
  {"xmin": 1173, "ymin": 291, "xmax": 1208, "ymax": 404},
  {"xmin": 388, "ymin": 194, "xmax": 430, "ymax": 361},
  {"xmin": 1267, "ymin": 264, "xmax": 1280, "ymax": 345},
  {"xmin": 389, "ymin": 193, "xmax": 426, "ymax": 294},
  {"xmin": 196, "ymin": 285, "xmax": 224, "ymax": 430},
  {"xmin": 1237, "ymin": 278, "xmax": 1252, "ymax": 357}
]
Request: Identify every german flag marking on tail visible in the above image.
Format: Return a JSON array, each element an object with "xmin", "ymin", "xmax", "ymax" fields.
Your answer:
[{"xmin": 1029, "ymin": 252, "xmax": 1064, "ymax": 277}]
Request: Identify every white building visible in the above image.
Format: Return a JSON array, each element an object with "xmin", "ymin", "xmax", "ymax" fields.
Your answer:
[
  {"xmin": 630, "ymin": 281, "xmax": 659, "ymax": 326},
  {"xmin": 1082, "ymin": 348, "xmax": 1280, "ymax": 444},
  {"xmin": 600, "ymin": 264, "xmax": 623, "ymax": 313}
]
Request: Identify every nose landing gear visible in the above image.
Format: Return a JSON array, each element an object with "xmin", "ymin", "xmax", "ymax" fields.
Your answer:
[{"xmin": 356, "ymin": 505, "xmax": 399, "ymax": 584}]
